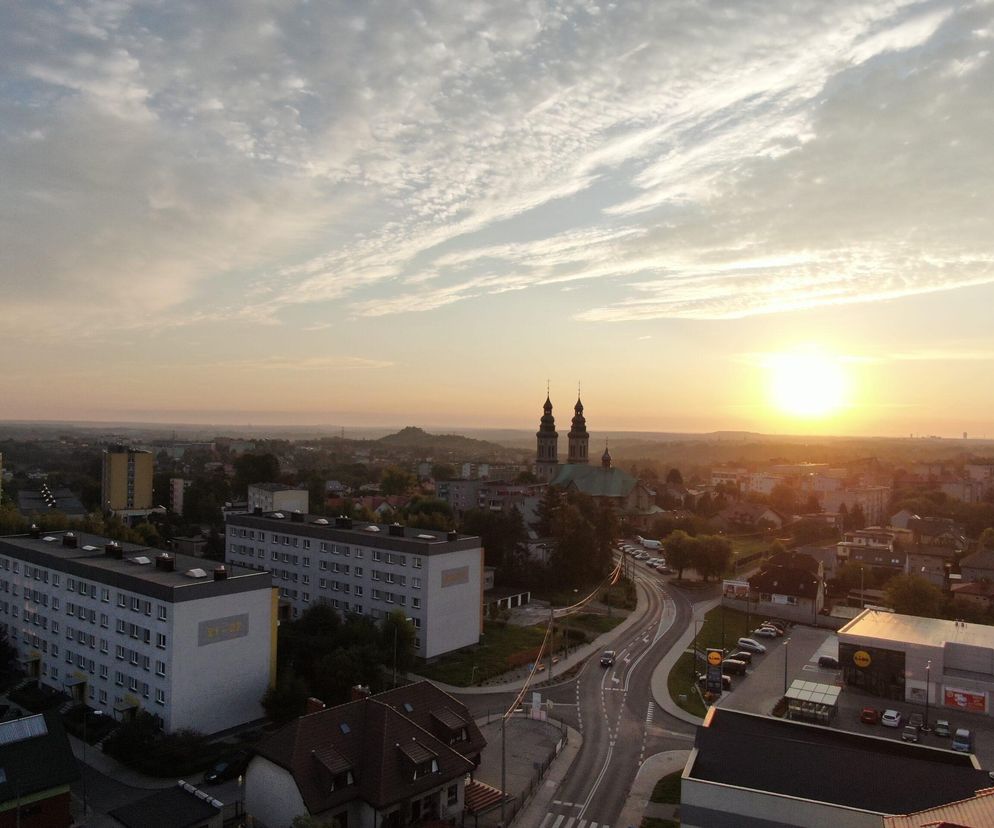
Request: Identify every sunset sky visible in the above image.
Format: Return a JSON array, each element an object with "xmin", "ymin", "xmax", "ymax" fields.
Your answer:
[{"xmin": 2, "ymin": 1, "xmax": 992, "ymax": 437}]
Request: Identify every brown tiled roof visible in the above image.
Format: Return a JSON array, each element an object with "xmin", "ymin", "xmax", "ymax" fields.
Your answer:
[
  {"xmin": 749, "ymin": 565, "xmax": 819, "ymax": 598},
  {"xmin": 254, "ymin": 682, "xmax": 479, "ymax": 815},
  {"xmin": 375, "ymin": 681, "xmax": 487, "ymax": 761}
]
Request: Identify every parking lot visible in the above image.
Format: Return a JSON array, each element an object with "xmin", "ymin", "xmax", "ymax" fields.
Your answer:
[{"xmin": 715, "ymin": 622, "xmax": 994, "ymax": 769}]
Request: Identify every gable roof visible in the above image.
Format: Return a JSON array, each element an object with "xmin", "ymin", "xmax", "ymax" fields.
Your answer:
[
  {"xmin": 254, "ymin": 682, "xmax": 480, "ymax": 815},
  {"xmin": 765, "ymin": 550, "xmax": 820, "ymax": 573},
  {"xmin": 549, "ymin": 464, "xmax": 638, "ymax": 498},
  {"xmin": 884, "ymin": 785, "xmax": 994, "ymax": 827},
  {"xmin": 961, "ymin": 549, "xmax": 994, "ymax": 572},
  {"xmin": 0, "ymin": 712, "xmax": 79, "ymax": 804},
  {"xmin": 375, "ymin": 681, "xmax": 486, "ymax": 760},
  {"xmin": 749, "ymin": 565, "xmax": 820, "ymax": 598}
]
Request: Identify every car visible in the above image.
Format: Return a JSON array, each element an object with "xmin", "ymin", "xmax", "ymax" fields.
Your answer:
[
  {"xmin": 736, "ymin": 637, "xmax": 767, "ymax": 654},
  {"xmin": 600, "ymin": 650, "xmax": 616, "ymax": 667},
  {"xmin": 818, "ymin": 656, "xmax": 840, "ymax": 669},
  {"xmin": 759, "ymin": 624, "xmax": 784, "ymax": 636},
  {"xmin": 860, "ymin": 707, "xmax": 880, "ymax": 725},
  {"xmin": 204, "ymin": 752, "xmax": 251, "ymax": 785},
  {"xmin": 657, "ymin": 566, "xmax": 675, "ymax": 575},
  {"xmin": 727, "ymin": 650, "xmax": 753, "ymax": 664},
  {"xmin": 952, "ymin": 728, "xmax": 973, "ymax": 752},
  {"xmin": 881, "ymin": 709, "xmax": 902, "ymax": 727},
  {"xmin": 901, "ymin": 725, "xmax": 920, "ymax": 742},
  {"xmin": 908, "ymin": 712, "xmax": 924, "ymax": 731},
  {"xmin": 934, "ymin": 719, "xmax": 951, "ymax": 737},
  {"xmin": 763, "ymin": 620, "xmax": 788, "ymax": 633},
  {"xmin": 723, "ymin": 658, "xmax": 748, "ymax": 675},
  {"xmin": 753, "ymin": 627, "xmax": 779, "ymax": 638}
]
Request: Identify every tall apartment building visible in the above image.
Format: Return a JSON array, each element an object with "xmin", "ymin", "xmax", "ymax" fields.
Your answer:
[
  {"xmin": 101, "ymin": 447, "xmax": 154, "ymax": 519},
  {"xmin": 225, "ymin": 512, "xmax": 483, "ymax": 659},
  {"xmin": 0, "ymin": 529, "xmax": 276, "ymax": 734},
  {"xmin": 169, "ymin": 477, "xmax": 192, "ymax": 516},
  {"xmin": 246, "ymin": 483, "xmax": 309, "ymax": 514}
]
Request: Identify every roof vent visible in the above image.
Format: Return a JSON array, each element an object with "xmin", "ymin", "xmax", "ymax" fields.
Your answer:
[
  {"xmin": 273, "ymin": 512, "xmax": 285, "ymax": 519},
  {"xmin": 365, "ymin": 525, "xmax": 380, "ymax": 533},
  {"xmin": 29, "ymin": 525, "xmax": 40, "ymax": 539},
  {"xmin": 82, "ymin": 545, "xmax": 98, "ymax": 551},
  {"xmin": 291, "ymin": 510, "xmax": 304, "ymax": 523},
  {"xmin": 447, "ymin": 531, "xmax": 458, "ymax": 542},
  {"xmin": 62, "ymin": 532, "xmax": 78, "ymax": 549},
  {"xmin": 43, "ymin": 536, "xmax": 57, "ymax": 542},
  {"xmin": 389, "ymin": 523, "xmax": 404, "ymax": 537},
  {"xmin": 417, "ymin": 533, "xmax": 436, "ymax": 541},
  {"xmin": 105, "ymin": 542, "xmax": 123, "ymax": 560},
  {"xmin": 213, "ymin": 565, "xmax": 228, "ymax": 581},
  {"xmin": 130, "ymin": 556, "xmax": 152, "ymax": 566},
  {"xmin": 155, "ymin": 553, "xmax": 175, "ymax": 572},
  {"xmin": 184, "ymin": 568, "xmax": 208, "ymax": 579},
  {"xmin": 315, "ymin": 518, "xmax": 329, "ymax": 525}
]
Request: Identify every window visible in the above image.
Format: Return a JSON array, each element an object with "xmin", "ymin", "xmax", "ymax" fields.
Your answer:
[
  {"xmin": 302, "ymin": 556, "xmax": 310, "ymax": 568},
  {"xmin": 413, "ymin": 557, "xmax": 422, "ymax": 569},
  {"xmin": 412, "ymin": 577, "xmax": 421, "ymax": 589},
  {"xmin": 354, "ymin": 567, "xmax": 363, "ymax": 577},
  {"xmin": 319, "ymin": 561, "xmax": 328, "ymax": 571},
  {"xmin": 100, "ymin": 664, "xmax": 108, "ymax": 679},
  {"xmin": 447, "ymin": 784, "xmax": 458, "ymax": 806},
  {"xmin": 303, "ymin": 540, "xmax": 310, "ymax": 550},
  {"xmin": 156, "ymin": 660, "xmax": 166, "ymax": 676},
  {"xmin": 354, "ymin": 548, "xmax": 363, "ymax": 559},
  {"xmin": 116, "ymin": 619, "xmax": 126, "ymax": 634},
  {"xmin": 100, "ymin": 639, "xmax": 108, "ymax": 654},
  {"xmin": 372, "ymin": 550, "xmax": 381, "ymax": 562},
  {"xmin": 117, "ymin": 594, "xmax": 126, "ymax": 608},
  {"xmin": 156, "ymin": 633, "xmax": 167, "ymax": 649},
  {"xmin": 101, "ymin": 588, "xmax": 110, "ymax": 603},
  {"xmin": 116, "ymin": 645, "xmax": 125, "ymax": 660},
  {"xmin": 67, "ymin": 578, "xmax": 76, "ymax": 592},
  {"xmin": 131, "ymin": 597, "xmax": 141, "ymax": 612},
  {"xmin": 52, "ymin": 597, "xmax": 60, "ymax": 611},
  {"xmin": 355, "ymin": 586, "xmax": 363, "ymax": 597},
  {"xmin": 99, "ymin": 689, "xmax": 107, "ymax": 704}
]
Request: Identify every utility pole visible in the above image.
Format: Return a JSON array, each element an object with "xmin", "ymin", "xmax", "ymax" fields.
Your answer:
[{"xmin": 500, "ymin": 714, "xmax": 507, "ymax": 828}]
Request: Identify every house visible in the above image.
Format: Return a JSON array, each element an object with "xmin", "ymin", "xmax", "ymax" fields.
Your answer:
[
  {"xmin": 245, "ymin": 681, "xmax": 485, "ymax": 828},
  {"xmin": 951, "ymin": 581, "xmax": 994, "ymax": 613},
  {"xmin": 836, "ymin": 527, "xmax": 914, "ymax": 575},
  {"xmin": 744, "ymin": 551, "xmax": 824, "ymax": 622},
  {"xmin": 889, "ymin": 509, "xmax": 916, "ymax": 530},
  {"xmin": 0, "ymin": 712, "xmax": 80, "ymax": 828},
  {"xmin": 247, "ymin": 483, "xmax": 309, "ymax": 514},
  {"xmin": 959, "ymin": 548, "xmax": 994, "ymax": 583},
  {"xmin": 907, "ymin": 516, "xmax": 968, "ymax": 552},
  {"xmin": 906, "ymin": 545, "xmax": 956, "ymax": 589},
  {"xmin": 712, "ymin": 503, "xmax": 785, "ymax": 532}
]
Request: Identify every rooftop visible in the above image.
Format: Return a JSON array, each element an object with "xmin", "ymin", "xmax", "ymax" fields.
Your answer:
[
  {"xmin": 839, "ymin": 609, "xmax": 994, "ymax": 649},
  {"xmin": 249, "ymin": 482, "xmax": 307, "ymax": 493},
  {"xmin": 0, "ymin": 530, "xmax": 270, "ymax": 602},
  {"xmin": 109, "ymin": 782, "xmax": 223, "ymax": 828},
  {"xmin": 690, "ymin": 708, "xmax": 989, "ymax": 814},
  {"xmin": 0, "ymin": 712, "xmax": 79, "ymax": 804}
]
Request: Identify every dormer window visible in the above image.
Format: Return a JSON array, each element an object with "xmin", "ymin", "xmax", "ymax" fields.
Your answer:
[{"xmin": 413, "ymin": 758, "xmax": 439, "ymax": 780}]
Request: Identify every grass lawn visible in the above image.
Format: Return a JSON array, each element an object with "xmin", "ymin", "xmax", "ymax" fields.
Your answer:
[
  {"xmin": 570, "ymin": 613, "xmax": 625, "ymax": 636},
  {"xmin": 729, "ymin": 536, "xmax": 770, "ymax": 559},
  {"xmin": 651, "ymin": 771, "xmax": 681, "ymax": 803},
  {"xmin": 667, "ymin": 605, "xmax": 754, "ymax": 716},
  {"xmin": 417, "ymin": 621, "xmax": 549, "ymax": 686}
]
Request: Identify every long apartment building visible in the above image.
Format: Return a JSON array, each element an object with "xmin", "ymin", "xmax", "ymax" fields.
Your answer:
[
  {"xmin": 225, "ymin": 511, "xmax": 483, "ymax": 660},
  {"xmin": 0, "ymin": 529, "xmax": 276, "ymax": 734}
]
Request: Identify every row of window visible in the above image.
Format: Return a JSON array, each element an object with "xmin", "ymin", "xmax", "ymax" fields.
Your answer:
[{"xmin": 227, "ymin": 529, "xmax": 424, "ymax": 570}]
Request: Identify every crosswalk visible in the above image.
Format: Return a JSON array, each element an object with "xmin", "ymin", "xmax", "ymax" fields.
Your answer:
[{"xmin": 539, "ymin": 812, "xmax": 609, "ymax": 828}]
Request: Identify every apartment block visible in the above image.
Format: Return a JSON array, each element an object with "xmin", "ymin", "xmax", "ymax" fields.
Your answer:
[
  {"xmin": 101, "ymin": 447, "xmax": 154, "ymax": 518},
  {"xmin": 0, "ymin": 529, "xmax": 276, "ymax": 734},
  {"xmin": 225, "ymin": 512, "xmax": 483, "ymax": 659},
  {"xmin": 246, "ymin": 483, "xmax": 309, "ymax": 515}
]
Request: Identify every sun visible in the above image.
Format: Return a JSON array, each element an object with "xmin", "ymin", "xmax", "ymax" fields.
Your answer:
[{"xmin": 766, "ymin": 349, "xmax": 848, "ymax": 418}]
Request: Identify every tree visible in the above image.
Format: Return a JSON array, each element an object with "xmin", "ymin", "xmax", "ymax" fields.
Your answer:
[
  {"xmin": 769, "ymin": 484, "xmax": 798, "ymax": 517},
  {"xmin": 233, "ymin": 453, "xmax": 281, "ymax": 493},
  {"xmin": 849, "ymin": 503, "xmax": 867, "ymax": 530},
  {"xmin": 431, "ymin": 463, "xmax": 456, "ymax": 481},
  {"xmin": 460, "ymin": 508, "xmax": 527, "ymax": 574},
  {"xmin": 0, "ymin": 627, "xmax": 19, "ymax": 683},
  {"xmin": 513, "ymin": 470, "xmax": 539, "ymax": 485},
  {"xmin": 262, "ymin": 671, "xmax": 310, "ymax": 724},
  {"xmin": 803, "ymin": 494, "xmax": 822, "ymax": 514},
  {"xmin": 381, "ymin": 610, "xmax": 417, "ymax": 681},
  {"xmin": 379, "ymin": 465, "xmax": 416, "ymax": 496},
  {"xmin": 666, "ymin": 530, "xmax": 699, "ymax": 581},
  {"xmin": 885, "ymin": 574, "xmax": 943, "ymax": 617},
  {"xmin": 665, "ymin": 468, "xmax": 684, "ymax": 486},
  {"xmin": 694, "ymin": 535, "xmax": 733, "ymax": 582}
]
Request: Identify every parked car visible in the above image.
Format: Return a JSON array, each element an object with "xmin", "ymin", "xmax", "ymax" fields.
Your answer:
[
  {"xmin": 953, "ymin": 728, "xmax": 973, "ymax": 752},
  {"xmin": 881, "ymin": 709, "xmax": 902, "ymax": 727},
  {"xmin": 697, "ymin": 673, "xmax": 732, "ymax": 691},
  {"xmin": 759, "ymin": 624, "xmax": 784, "ymax": 637},
  {"xmin": 737, "ymin": 638, "xmax": 767, "ymax": 654},
  {"xmin": 934, "ymin": 719, "xmax": 951, "ymax": 737},
  {"xmin": 818, "ymin": 656, "xmax": 840, "ymax": 669},
  {"xmin": 657, "ymin": 566, "xmax": 675, "ymax": 575},
  {"xmin": 901, "ymin": 725, "xmax": 920, "ymax": 743},
  {"xmin": 762, "ymin": 620, "xmax": 788, "ymax": 633},
  {"xmin": 204, "ymin": 752, "xmax": 251, "ymax": 785},
  {"xmin": 753, "ymin": 627, "xmax": 779, "ymax": 638},
  {"xmin": 600, "ymin": 650, "xmax": 616, "ymax": 667},
  {"xmin": 727, "ymin": 650, "xmax": 753, "ymax": 664},
  {"xmin": 860, "ymin": 707, "xmax": 880, "ymax": 725},
  {"xmin": 908, "ymin": 712, "xmax": 924, "ymax": 731},
  {"xmin": 723, "ymin": 658, "xmax": 748, "ymax": 676}
]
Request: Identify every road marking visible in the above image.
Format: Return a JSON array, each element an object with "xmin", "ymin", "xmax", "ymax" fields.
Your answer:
[
  {"xmin": 552, "ymin": 815, "xmax": 565, "ymax": 828},
  {"xmin": 540, "ymin": 815, "xmax": 553, "ymax": 828},
  {"xmin": 578, "ymin": 743, "xmax": 614, "ymax": 820},
  {"xmin": 565, "ymin": 818, "xmax": 576, "ymax": 828}
]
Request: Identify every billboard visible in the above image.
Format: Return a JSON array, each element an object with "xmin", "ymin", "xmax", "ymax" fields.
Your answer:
[
  {"xmin": 723, "ymin": 580, "xmax": 749, "ymax": 599},
  {"xmin": 944, "ymin": 687, "xmax": 987, "ymax": 713},
  {"xmin": 706, "ymin": 648, "xmax": 724, "ymax": 696}
]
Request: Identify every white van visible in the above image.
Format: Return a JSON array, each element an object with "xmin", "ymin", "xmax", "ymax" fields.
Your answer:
[{"xmin": 641, "ymin": 538, "xmax": 662, "ymax": 550}]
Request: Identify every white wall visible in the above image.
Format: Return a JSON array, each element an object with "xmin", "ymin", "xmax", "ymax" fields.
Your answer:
[
  {"xmin": 168, "ymin": 587, "xmax": 273, "ymax": 733},
  {"xmin": 423, "ymin": 546, "xmax": 482, "ymax": 659},
  {"xmin": 246, "ymin": 756, "xmax": 308, "ymax": 828}
]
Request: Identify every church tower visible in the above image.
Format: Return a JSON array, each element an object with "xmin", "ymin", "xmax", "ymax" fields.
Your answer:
[
  {"xmin": 601, "ymin": 443, "xmax": 612, "ymax": 469},
  {"xmin": 535, "ymin": 391, "xmax": 559, "ymax": 483},
  {"xmin": 567, "ymin": 395, "xmax": 590, "ymax": 464}
]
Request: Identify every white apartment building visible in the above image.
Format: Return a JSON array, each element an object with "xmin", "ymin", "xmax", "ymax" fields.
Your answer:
[
  {"xmin": 225, "ymin": 512, "xmax": 483, "ymax": 660},
  {"xmin": 246, "ymin": 483, "xmax": 309, "ymax": 515},
  {"xmin": 0, "ymin": 530, "xmax": 276, "ymax": 734}
]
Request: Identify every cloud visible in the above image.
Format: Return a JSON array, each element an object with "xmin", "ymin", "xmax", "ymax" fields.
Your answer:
[{"xmin": 1, "ymin": 0, "xmax": 992, "ymax": 342}]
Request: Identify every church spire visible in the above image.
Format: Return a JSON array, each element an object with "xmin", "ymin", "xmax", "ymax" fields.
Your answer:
[
  {"xmin": 567, "ymin": 387, "xmax": 589, "ymax": 465},
  {"xmin": 535, "ymin": 385, "xmax": 559, "ymax": 482},
  {"xmin": 602, "ymin": 441, "xmax": 612, "ymax": 469}
]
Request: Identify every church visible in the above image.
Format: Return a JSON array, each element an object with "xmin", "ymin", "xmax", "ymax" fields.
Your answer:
[{"xmin": 533, "ymin": 391, "xmax": 661, "ymax": 528}]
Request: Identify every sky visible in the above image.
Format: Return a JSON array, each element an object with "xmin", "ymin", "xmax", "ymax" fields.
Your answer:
[{"xmin": 1, "ymin": 0, "xmax": 993, "ymax": 437}]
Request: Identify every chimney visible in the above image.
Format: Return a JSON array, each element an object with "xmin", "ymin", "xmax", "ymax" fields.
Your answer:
[
  {"xmin": 447, "ymin": 530, "xmax": 458, "ymax": 542},
  {"xmin": 305, "ymin": 697, "xmax": 326, "ymax": 715},
  {"xmin": 213, "ymin": 565, "xmax": 228, "ymax": 581},
  {"xmin": 389, "ymin": 523, "xmax": 404, "ymax": 537},
  {"xmin": 29, "ymin": 524, "xmax": 40, "ymax": 539},
  {"xmin": 105, "ymin": 542, "xmax": 124, "ymax": 560},
  {"xmin": 62, "ymin": 532, "xmax": 78, "ymax": 549},
  {"xmin": 291, "ymin": 510, "xmax": 304, "ymax": 523},
  {"xmin": 155, "ymin": 553, "xmax": 175, "ymax": 572},
  {"xmin": 253, "ymin": 506, "xmax": 263, "ymax": 515},
  {"xmin": 350, "ymin": 684, "xmax": 371, "ymax": 701}
]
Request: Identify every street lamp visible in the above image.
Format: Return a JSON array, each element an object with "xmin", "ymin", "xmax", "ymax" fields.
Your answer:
[
  {"xmin": 783, "ymin": 638, "xmax": 791, "ymax": 696},
  {"xmin": 923, "ymin": 659, "xmax": 932, "ymax": 732}
]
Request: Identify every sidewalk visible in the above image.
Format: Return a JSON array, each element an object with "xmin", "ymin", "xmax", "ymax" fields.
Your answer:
[
  {"xmin": 616, "ymin": 749, "xmax": 690, "ymax": 828},
  {"xmin": 512, "ymin": 722, "xmax": 583, "ymax": 828},
  {"xmin": 649, "ymin": 597, "xmax": 719, "ymax": 727},
  {"xmin": 67, "ymin": 731, "xmax": 177, "ymax": 790}
]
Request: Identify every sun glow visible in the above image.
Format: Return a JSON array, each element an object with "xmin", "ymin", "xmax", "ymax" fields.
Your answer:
[{"xmin": 766, "ymin": 349, "xmax": 848, "ymax": 418}]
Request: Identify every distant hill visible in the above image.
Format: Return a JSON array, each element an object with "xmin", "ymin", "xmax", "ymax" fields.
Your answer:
[{"xmin": 376, "ymin": 426, "xmax": 517, "ymax": 458}]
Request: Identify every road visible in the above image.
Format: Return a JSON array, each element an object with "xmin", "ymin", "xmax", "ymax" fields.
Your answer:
[{"xmin": 459, "ymin": 561, "xmax": 702, "ymax": 828}]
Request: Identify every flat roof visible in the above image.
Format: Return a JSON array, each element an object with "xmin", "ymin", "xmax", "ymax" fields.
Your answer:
[
  {"xmin": 839, "ymin": 609, "xmax": 994, "ymax": 648},
  {"xmin": 0, "ymin": 531, "xmax": 271, "ymax": 603},
  {"xmin": 248, "ymin": 482, "xmax": 305, "ymax": 493},
  {"xmin": 228, "ymin": 513, "xmax": 482, "ymax": 556},
  {"xmin": 691, "ymin": 708, "xmax": 989, "ymax": 814},
  {"xmin": 109, "ymin": 784, "xmax": 221, "ymax": 828}
]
